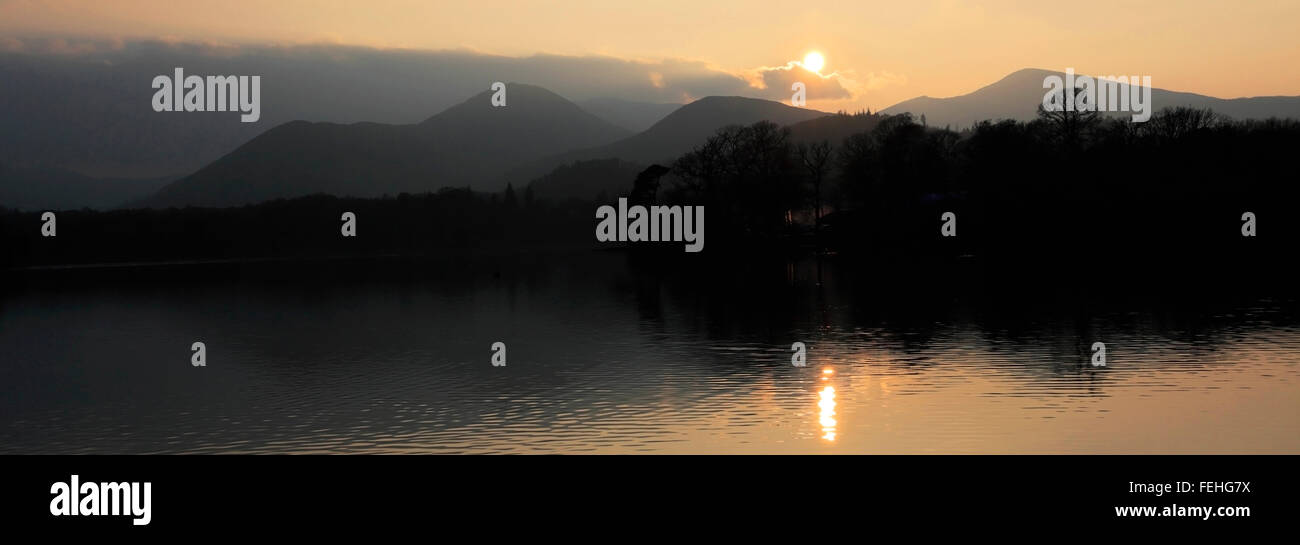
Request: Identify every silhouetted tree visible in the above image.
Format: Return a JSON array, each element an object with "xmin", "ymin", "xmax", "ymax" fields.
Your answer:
[
  {"xmin": 797, "ymin": 140, "xmax": 833, "ymax": 239},
  {"xmin": 503, "ymin": 182, "xmax": 518, "ymax": 210},
  {"xmin": 1036, "ymin": 85, "xmax": 1100, "ymax": 151},
  {"xmin": 629, "ymin": 164, "xmax": 671, "ymax": 205},
  {"xmin": 1145, "ymin": 106, "xmax": 1222, "ymax": 141},
  {"xmin": 669, "ymin": 121, "xmax": 801, "ymax": 242}
]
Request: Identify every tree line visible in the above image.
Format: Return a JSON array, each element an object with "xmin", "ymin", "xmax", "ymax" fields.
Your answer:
[{"xmin": 648, "ymin": 106, "xmax": 1298, "ymax": 267}]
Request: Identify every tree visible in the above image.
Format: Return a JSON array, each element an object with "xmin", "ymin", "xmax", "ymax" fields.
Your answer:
[
  {"xmin": 797, "ymin": 140, "xmax": 833, "ymax": 240},
  {"xmin": 669, "ymin": 121, "xmax": 801, "ymax": 240},
  {"xmin": 503, "ymin": 182, "xmax": 518, "ymax": 209},
  {"xmin": 1036, "ymin": 85, "xmax": 1100, "ymax": 151},
  {"xmin": 629, "ymin": 164, "xmax": 671, "ymax": 205},
  {"xmin": 1146, "ymin": 106, "xmax": 1221, "ymax": 141}
]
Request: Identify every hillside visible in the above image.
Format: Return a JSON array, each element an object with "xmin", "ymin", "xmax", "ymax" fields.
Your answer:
[
  {"xmin": 144, "ymin": 84, "xmax": 631, "ymax": 208},
  {"xmin": 504, "ymin": 96, "xmax": 830, "ymax": 185}
]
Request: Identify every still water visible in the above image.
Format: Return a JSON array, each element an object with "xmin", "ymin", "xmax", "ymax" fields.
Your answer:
[{"xmin": 2, "ymin": 252, "xmax": 1297, "ymax": 454}]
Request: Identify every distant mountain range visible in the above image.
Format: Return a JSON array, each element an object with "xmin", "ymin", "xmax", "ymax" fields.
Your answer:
[
  {"xmin": 0, "ymin": 55, "xmax": 263, "ymax": 181},
  {"xmin": 146, "ymin": 91, "xmax": 836, "ymax": 208},
  {"xmin": 0, "ymin": 46, "xmax": 696, "ymax": 180},
  {"xmin": 5, "ymin": 66, "xmax": 1298, "ymax": 210},
  {"xmin": 883, "ymin": 68, "xmax": 1300, "ymax": 128},
  {"xmin": 143, "ymin": 84, "xmax": 631, "ymax": 208}
]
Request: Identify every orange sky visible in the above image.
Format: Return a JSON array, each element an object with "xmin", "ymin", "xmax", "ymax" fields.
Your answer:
[{"xmin": 3, "ymin": 0, "xmax": 1297, "ymax": 110}]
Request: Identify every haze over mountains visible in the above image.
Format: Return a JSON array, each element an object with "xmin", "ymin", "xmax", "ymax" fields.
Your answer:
[
  {"xmin": 0, "ymin": 41, "xmax": 767, "ymax": 179},
  {"xmin": 0, "ymin": 163, "xmax": 173, "ymax": 211},
  {"xmin": 576, "ymin": 98, "xmax": 682, "ymax": 133},
  {"xmin": 883, "ymin": 68, "xmax": 1300, "ymax": 128}
]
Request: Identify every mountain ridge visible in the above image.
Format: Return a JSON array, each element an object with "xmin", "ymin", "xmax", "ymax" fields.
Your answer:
[
  {"xmin": 145, "ymin": 90, "xmax": 833, "ymax": 208},
  {"xmin": 144, "ymin": 83, "xmax": 631, "ymax": 208},
  {"xmin": 502, "ymin": 95, "xmax": 831, "ymax": 185},
  {"xmin": 882, "ymin": 68, "xmax": 1300, "ymax": 128}
]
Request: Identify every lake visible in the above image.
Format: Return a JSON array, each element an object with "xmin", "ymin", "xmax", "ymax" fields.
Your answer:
[{"xmin": 2, "ymin": 252, "xmax": 1297, "ymax": 453}]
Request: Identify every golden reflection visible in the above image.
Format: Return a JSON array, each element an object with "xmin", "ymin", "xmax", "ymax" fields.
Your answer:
[{"xmin": 818, "ymin": 384, "xmax": 837, "ymax": 442}]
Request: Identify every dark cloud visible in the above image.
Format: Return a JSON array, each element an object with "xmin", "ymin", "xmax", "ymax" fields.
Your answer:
[{"xmin": 1, "ymin": 37, "xmax": 783, "ymax": 118}]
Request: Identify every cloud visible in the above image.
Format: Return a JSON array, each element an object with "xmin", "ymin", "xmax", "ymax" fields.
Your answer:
[
  {"xmin": 748, "ymin": 60, "xmax": 854, "ymax": 101},
  {"xmin": 2, "ymin": 36, "xmax": 885, "ymax": 105},
  {"xmin": 0, "ymin": 35, "xmax": 123, "ymax": 54}
]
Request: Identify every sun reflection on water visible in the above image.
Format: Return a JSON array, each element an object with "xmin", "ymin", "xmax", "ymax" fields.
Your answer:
[{"xmin": 818, "ymin": 367, "xmax": 837, "ymax": 441}]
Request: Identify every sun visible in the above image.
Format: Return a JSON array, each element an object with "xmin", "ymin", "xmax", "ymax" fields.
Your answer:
[{"xmin": 803, "ymin": 51, "xmax": 825, "ymax": 73}]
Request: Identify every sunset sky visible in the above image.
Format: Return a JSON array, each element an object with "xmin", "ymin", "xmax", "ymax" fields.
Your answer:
[{"xmin": 2, "ymin": 0, "xmax": 1298, "ymax": 110}]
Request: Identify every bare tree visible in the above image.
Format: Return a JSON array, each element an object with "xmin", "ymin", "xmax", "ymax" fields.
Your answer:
[
  {"xmin": 1146, "ymin": 106, "xmax": 1222, "ymax": 141},
  {"xmin": 797, "ymin": 140, "xmax": 833, "ymax": 241},
  {"xmin": 1036, "ymin": 85, "xmax": 1100, "ymax": 150}
]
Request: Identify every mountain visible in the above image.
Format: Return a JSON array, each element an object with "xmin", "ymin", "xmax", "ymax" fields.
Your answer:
[
  {"xmin": 577, "ymin": 98, "xmax": 683, "ymax": 132},
  {"xmin": 0, "ymin": 163, "xmax": 174, "ymax": 211},
  {"xmin": 143, "ymin": 84, "xmax": 631, "ymax": 208},
  {"xmin": 523, "ymin": 104, "xmax": 877, "ymax": 204},
  {"xmin": 882, "ymin": 68, "xmax": 1300, "ymax": 128},
  {"xmin": 506, "ymin": 96, "xmax": 830, "ymax": 184},
  {"xmin": 592, "ymin": 96, "xmax": 830, "ymax": 163},
  {"xmin": 2, "ymin": 44, "xmax": 729, "ymax": 179},
  {"xmin": 0, "ymin": 54, "xmax": 267, "ymax": 179}
]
